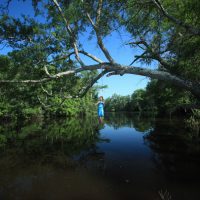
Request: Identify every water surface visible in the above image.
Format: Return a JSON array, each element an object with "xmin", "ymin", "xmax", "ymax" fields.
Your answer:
[{"xmin": 0, "ymin": 113, "xmax": 199, "ymax": 200}]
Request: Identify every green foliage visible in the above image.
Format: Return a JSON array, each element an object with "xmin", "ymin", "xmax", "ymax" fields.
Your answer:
[
  {"xmin": 21, "ymin": 107, "xmax": 43, "ymax": 119},
  {"xmin": 105, "ymin": 88, "xmax": 157, "ymax": 113},
  {"xmin": 0, "ymin": 134, "xmax": 7, "ymax": 146},
  {"xmin": 124, "ymin": 0, "xmax": 200, "ymax": 82},
  {"xmin": 0, "ymin": 0, "xmax": 200, "ymax": 119},
  {"xmin": 0, "ymin": 53, "xmax": 97, "ymax": 119},
  {"xmin": 185, "ymin": 109, "xmax": 200, "ymax": 137},
  {"xmin": 105, "ymin": 78, "xmax": 197, "ymax": 118},
  {"xmin": 131, "ymin": 89, "xmax": 148, "ymax": 112},
  {"xmin": 0, "ymin": 115, "xmax": 100, "ymax": 154},
  {"xmin": 0, "ymin": 101, "xmax": 12, "ymax": 118},
  {"xmin": 145, "ymin": 79, "xmax": 196, "ymax": 115},
  {"xmin": 105, "ymin": 112, "xmax": 153, "ymax": 132},
  {"xmin": 105, "ymin": 94, "xmax": 131, "ymax": 112},
  {"xmin": 0, "ymin": 0, "xmax": 100, "ymax": 119}
]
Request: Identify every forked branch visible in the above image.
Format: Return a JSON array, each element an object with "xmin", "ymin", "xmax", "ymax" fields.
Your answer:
[
  {"xmin": 52, "ymin": 0, "xmax": 85, "ymax": 66},
  {"xmin": 82, "ymin": 0, "xmax": 115, "ymax": 64}
]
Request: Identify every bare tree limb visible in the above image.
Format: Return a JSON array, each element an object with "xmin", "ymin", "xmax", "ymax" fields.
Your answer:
[
  {"xmin": 0, "ymin": 64, "xmax": 109, "ymax": 84},
  {"xmin": 52, "ymin": 0, "xmax": 85, "ymax": 66},
  {"xmin": 0, "ymin": 78, "xmax": 52, "ymax": 83},
  {"xmin": 79, "ymin": 69, "xmax": 108, "ymax": 97},
  {"xmin": 0, "ymin": 62, "xmax": 199, "ymax": 98},
  {"xmin": 127, "ymin": 40, "xmax": 171, "ymax": 69},
  {"xmin": 129, "ymin": 51, "xmax": 147, "ymax": 65},
  {"xmin": 77, "ymin": 50, "xmax": 103, "ymax": 63},
  {"xmin": 82, "ymin": 0, "xmax": 115, "ymax": 64},
  {"xmin": 127, "ymin": 40, "xmax": 148, "ymax": 47},
  {"xmin": 105, "ymin": 64, "xmax": 200, "ymax": 99},
  {"xmin": 44, "ymin": 65, "xmax": 54, "ymax": 78},
  {"xmin": 40, "ymin": 85, "xmax": 53, "ymax": 96},
  {"xmin": 48, "ymin": 50, "xmax": 103, "ymax": 64},
  {"xmin": 96, "ymin": 0, "xmax": 103, "ymax": 26}
]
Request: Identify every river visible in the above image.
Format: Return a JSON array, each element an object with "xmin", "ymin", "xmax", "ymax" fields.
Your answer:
[{"xmin": 0, "ymin": 112, "xmax": 199, "ymax": 200}]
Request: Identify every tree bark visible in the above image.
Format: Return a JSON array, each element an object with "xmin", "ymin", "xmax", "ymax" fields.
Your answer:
[{"xmin": 1, "ymin": 63, "xmax": 199, "ymax": 99}]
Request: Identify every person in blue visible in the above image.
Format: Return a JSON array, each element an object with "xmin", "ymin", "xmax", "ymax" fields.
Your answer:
[{"xmin": 97, "ymin": 96, "xmax": 105, "ymax": 123}]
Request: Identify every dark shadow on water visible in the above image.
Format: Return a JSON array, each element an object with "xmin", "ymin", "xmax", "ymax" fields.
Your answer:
[{"xmin": 144, "ymin": 118, "xmax": 200, "ymax": 180}]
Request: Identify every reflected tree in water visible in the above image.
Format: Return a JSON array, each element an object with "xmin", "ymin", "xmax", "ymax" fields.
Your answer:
[
  {"xmin": 105, "ymin": 112, "xmax": 154, "ymax": 132},
  {"xmin": 0, "ymin": 116, "xmax": 107, "ymax": 170},
  {"xmin": 144, "ymin": 118, "xmax": 200, "ymax": 180}
]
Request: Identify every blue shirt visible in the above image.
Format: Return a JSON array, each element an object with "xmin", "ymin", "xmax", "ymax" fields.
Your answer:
[
  {"xmin": 98, "ymin": 102, "xmax": 104, "ymax": 109},
  {"xmin": 97, "ymin": 101, "xmax": 104, "ymax": 117}
]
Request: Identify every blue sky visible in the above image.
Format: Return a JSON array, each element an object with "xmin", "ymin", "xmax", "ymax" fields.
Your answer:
[
  {"xmin": 79, "ymin": 30, "xmax": 151, "ymax": 98},
  {"xmin": 0, "ymin": 0, "xmax": 153, "ymax": 98}
]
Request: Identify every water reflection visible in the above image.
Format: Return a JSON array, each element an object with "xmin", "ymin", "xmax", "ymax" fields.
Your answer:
[
  {"xmin": 0, "ymin": 116, "xmax": 112, "ymax": 200},
  {"xmin": 144, "ymin": 118, "xmax": 200, "ymax": 180},
  {"xmin": 0, "ymin": 113, "xmax": 199, "ymax": 200},
  {"xmin": 0, "ymin": 116, "xmax": 103, "ymax": 168},
  {"xmin": 105, "ymin": 112, "xmax": 154, "ymax": 132}
]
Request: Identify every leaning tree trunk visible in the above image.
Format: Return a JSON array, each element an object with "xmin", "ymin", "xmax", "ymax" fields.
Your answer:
[{"xmin": 0, "ymin": 63, "xmax": 199, "ymax": 100}]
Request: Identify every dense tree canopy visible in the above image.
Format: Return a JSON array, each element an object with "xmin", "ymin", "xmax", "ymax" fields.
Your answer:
[
  {"xmin": 105, "ymin": 81, "xmax": 197, "ymax": 115},
  {"xmin": 0, "ymin": 0, "xmax": 200, "ymax": 117}
]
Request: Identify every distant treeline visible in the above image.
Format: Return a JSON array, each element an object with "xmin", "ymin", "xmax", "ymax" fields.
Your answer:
[{"xmin": 105, "ymin": 79, "xmax": 199, "ymax": 116}]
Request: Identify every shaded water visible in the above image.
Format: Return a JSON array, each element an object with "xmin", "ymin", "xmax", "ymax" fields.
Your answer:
[{"xmin": 0, "ymin": 112, "xmax": 200, "ymax": 200}]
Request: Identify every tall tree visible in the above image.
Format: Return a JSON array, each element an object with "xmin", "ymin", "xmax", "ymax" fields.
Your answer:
[{"xmin": 0, "ymin": 0, "xmax": 199, "ymax": 99}]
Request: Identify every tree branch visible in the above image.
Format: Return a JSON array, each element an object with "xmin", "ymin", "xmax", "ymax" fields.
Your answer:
[
  {"xmin": 52, "ymin": 0, "xmax": 85, "ymax": 66},
  {"xmin": 129, "ymin": 51, "xmax": 147, "ymax": 65},
  {"xmin": 127, "ymin": 39, "xmax": 171, "ymax": 69},
  {"xmin": 152, "ymin": 0, "xmax": 200, "ymax": 35},
  {"xmin": 0, "ymin": 63, "xmax": 109, "ymax": 84},
  {"xmin": 40, "ymin": 85, "xmax": 53, "ymax": 96},
  {"xmin": 106, "ymin": 64, "xmax": 200, "ymax": 99},
  {"xmin": 79, "ymin": 69, "xmax": 108, "ymax": 97},
  {"xmin": 96, "ymin": 0, "xmax": 103, "ymax": 26},
  {"xmin": 37, "ymin": 96, "xmax": 51, "ymax": 108},
  {"xmin": 48, "ymin": 50, "xmax": 103, "ymax": 64},
  {"xmin": 0, "ymin": 62, "xmax": 199, "ymax": 99},
  {"xmin": 82, "ymin": 0, "xmax": 115, "ymax": 64},
  {"xmin": 44, "ymin": 65, "xmax": 54, "ymax": 78}
]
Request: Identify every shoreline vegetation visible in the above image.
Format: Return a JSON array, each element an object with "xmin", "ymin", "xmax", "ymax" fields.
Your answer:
[
  {"xmin": 0, "ymin": 0, "xmax": 199, "ymax": 137},
  {"xmin": 0, "ymin": 0, "xmax": 200, "ymax": 199}
]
